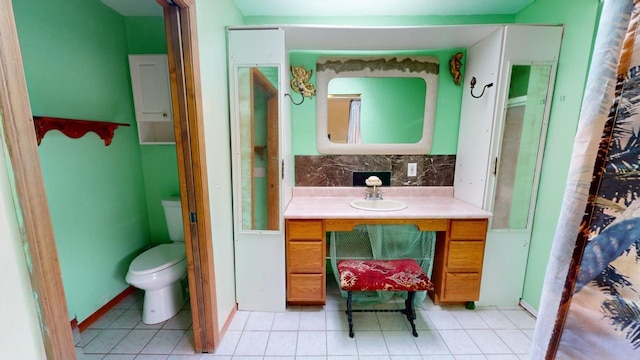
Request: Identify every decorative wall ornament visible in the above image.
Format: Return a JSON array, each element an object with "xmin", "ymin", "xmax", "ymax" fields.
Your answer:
[
  {"xmin": 449, "ymin": 52, "xmax": 464, "ymax": 85},
  {"xmin": 286, "ymin": 64, "xmax": 315, "ymax": 105}
]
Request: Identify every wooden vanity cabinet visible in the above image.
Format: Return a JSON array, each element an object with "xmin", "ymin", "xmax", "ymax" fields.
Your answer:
[
  {"xmin": 285, "ymin": 219, "xmax": 326, "ymax": 304},
  {"xmin": 285, "ymin": 217, "xmax": 488, "ymax": 306},
  {"xmin": 430, "ymin": 219, "xmax": 488, "ymax": 304}
]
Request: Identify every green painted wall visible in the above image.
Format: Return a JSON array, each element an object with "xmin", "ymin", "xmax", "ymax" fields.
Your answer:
[
  {"xmin": 290, "ymin": 50, "xmax": 465, "ymax": 155},
  {"xmin": 125, "ymin": 17, "xmax": 180, "ymax": 243},
  {"xmin": 515, "ymin": 0, "xmax": 602, "ymax": 311},
  {"xmin": 13, "ymin": 0, "xmax": 150, "ymax": 322}
]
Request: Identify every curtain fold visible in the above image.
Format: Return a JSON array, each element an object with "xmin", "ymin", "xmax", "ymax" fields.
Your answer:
[
  {"xmin": 346, "ymin": 99, "xmax": 361, "ymax": 144},
  {"xmin": 531, "ymin": 1, "xmax": 636, "ymax": 358}
]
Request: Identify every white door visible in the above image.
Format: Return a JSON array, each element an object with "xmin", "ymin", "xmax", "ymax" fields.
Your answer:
[
  {"xmin": 479, "ymin": 65, "xmax": 555, "ymax": 306},
  {"xmin": 228, "ymin": 29, "xmax": 286, "ymax": 312}
]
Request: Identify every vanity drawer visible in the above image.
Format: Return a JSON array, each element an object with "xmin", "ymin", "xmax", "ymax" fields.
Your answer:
[
  {"xmin": 287, "ymin": 273, "xmax": 325, "ymax": 303},
  {"xmin": 443, "ymin": 272, "xmax": 481, "ymax": 301},
  {"xmin": 447, "ymin": 241, "xmax": 485, "ymax": 270},
  {"xmin": 450, "ymin": 219, "xmax": 488, "ymax": 239},
  {"xmin": 287, "ymin": 219, "xmax": 324, "ymax": 240},
  {"xmin": 287, "ymin": 240, "xmax": 325, "ymax": 272}
]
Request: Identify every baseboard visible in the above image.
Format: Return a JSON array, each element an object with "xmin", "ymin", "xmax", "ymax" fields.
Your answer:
[
  {"xmin": 519, "ymin": 299, "xmax": 538, "ymax": 318},
  {"xmin": 78, "ymin": 286, "xmax": 136, "ymax": 332}
]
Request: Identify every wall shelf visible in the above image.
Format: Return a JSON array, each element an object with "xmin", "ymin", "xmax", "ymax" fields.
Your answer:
[{"xmin": 33, "ymin": 116, "xmax": 130, "ymax": 146}]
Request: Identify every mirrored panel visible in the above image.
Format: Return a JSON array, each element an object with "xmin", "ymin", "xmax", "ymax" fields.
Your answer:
[
  {"xmin": 237, "ymin": 66, "xmax": 280, "ymax": 231},
  {"xmin": 327, "ymin": 77, "xmax": 426, "ymax": 144},
  {"xmin": 492, "ymin": 64, "xmax": 552, "ymax": 230},
  {"xmin": 316, "ymin": 56, "xmax": 439, "ymax": 154}
]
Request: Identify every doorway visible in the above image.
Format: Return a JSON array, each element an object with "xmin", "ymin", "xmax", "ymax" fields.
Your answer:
[{"xmin": 0, "ymin": 0, "xmax": 218, "ymax": 358}]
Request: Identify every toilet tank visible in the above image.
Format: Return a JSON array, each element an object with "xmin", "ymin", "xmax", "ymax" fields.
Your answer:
[{"xmin": 162, "ymin": 197, "xmax": 184, "ymax": 242}]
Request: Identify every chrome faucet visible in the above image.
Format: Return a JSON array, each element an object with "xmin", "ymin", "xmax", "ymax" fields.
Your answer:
[{"xmin": 364, "ymin": 175, "xmax": 384, "ymax": 200}]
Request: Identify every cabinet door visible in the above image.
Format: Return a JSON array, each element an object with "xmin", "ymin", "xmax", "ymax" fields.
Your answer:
[{"xmin": 128, "ymin": 54, "xmax": 174, "ymax": 144}]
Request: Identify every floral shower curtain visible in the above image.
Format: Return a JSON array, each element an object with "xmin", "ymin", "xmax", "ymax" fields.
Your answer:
[{"xmin": 532, "ymin": 0, "xmax": 640, "ymax": 358}]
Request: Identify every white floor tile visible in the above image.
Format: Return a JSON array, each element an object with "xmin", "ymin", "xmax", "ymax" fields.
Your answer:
[
  {"xmin": 89, "ymin": 309, "xmax": 126, "ymax": 329},
  {"xmin": 110, "ymin": 329, "xmax": 156, "ymax": 354},
  {"xmin": 133, "ymin": 354, "xmax": 168, "ymax": 360},
  {"xmin": 211, "ymin": 330, "xmax": 240, "ymax": 356},
  {"xmin": 234, "ymin": 330, "xmax": 269, "ymax": 356},
  {"xmin": 352, "ymin": 312, "xmax": 381, "ymax": 331},
  {"xmin": 296, "ymin": 331, "xmax": 327, "ymax": 356},
  {"xmin": 264, "ymin": 331, "xmax": 297, "ymax": 356},
  {"xmin": 475, "ymin": 309, "xmax": 518, "ymax": 330},
  {"xmin": 110, "ymin": 310, "xmax": 143, "ymax": 329},
  {"xmin": 163, "ymin": 310, "xmax": 192, "ymax": 330},
  {"xmin": 271, "ymin": 311, "xmax": 300, "ymax": 331},
  {"xmin": 466, "ymin": 330, "xmax": 512, "ymax": 354},
  {"xmin": 326, "ymin": 330, "xmax": 358, "ymax": 355},
  {"xmin": 438, "ymin": 330, "xmax": 482, "ymax": 355},
  {"xmin": 354, "ymin": 330, "xmax": 389, "ymax": 356},
  {"xmin": 82, "ymin": 281, "xmax": 538, "ymax": 359},
  {"xmin": 494, "ymin": 330, "xmax": 532, "ymax": 354},
  {"xmin": 425, "ymin": 310, "xmax": 463, "ymax": 330},
  {"xmin": 244, "ymin": 311, "xmax": 275, "ymax": 331},
  {"xmin": 299, "ymin": 310, "xmax": 326, "ymax": 330},
  {"xmin": 450, "ymin": 309, "xmax": 490, "ymax": 329},
  {"xmin": 227, "ymin": 311, "xmax": 249, "ymax": 331},
  {"xmin": 325, "ymin": 311, "xmax": 349, "ymax": 331},
  {"xmin": 499, "ymin": 310, "xmax": 536, "ymax": 330},
  {"xmin": 382, "ymin": 330, "xmax": 420, "ymax": 355},
  {"xmin": 171, "ymin": 331, "xmax": 195, "ymax": 354},
  {"xmin": 140, "ymin": 330, "xmax": 185, "ymax": 354},
  {"xmin": 377, "ymin": 312, "xmax": 409, "ymax": 331},
  {"xmin": 83, "ymin": 329, "xmax": 130, "ymax": 354},
  {"xmin": 412, "ymin": 329, "xmax": 450, "ymax": 355}
]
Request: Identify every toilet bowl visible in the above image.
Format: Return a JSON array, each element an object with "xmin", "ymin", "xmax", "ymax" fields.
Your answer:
[{"xmin": 126, "ymin": 197, "xmax": 187, "ymax": 324}]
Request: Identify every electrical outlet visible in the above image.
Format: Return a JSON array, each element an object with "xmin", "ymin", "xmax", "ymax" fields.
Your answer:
[{"xmin": 408, "ymin": 163, "xmax": 417, "ymax": 177}]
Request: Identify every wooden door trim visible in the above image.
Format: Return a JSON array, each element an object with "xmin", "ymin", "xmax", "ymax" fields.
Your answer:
[
  {"xmin": 158, "ymin": 0, "xmax": 219, "ymax": 352},
  {"xmin": 0, "ymin": 2, "xmax": 75, "ymax": 359}
]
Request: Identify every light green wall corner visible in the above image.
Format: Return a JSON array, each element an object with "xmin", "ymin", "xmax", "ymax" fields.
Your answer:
[
  {"xmin": 125, "ymin": 17, "xmax": 180, "ymax": 244},
  {"xmin": 13, "ymin": 0, "xmax": 150, "ymax": 322},
  {"xmin": 194, "ymin": 0, "xmax": 244, "ymax": 331},
  {"xmin": 515, "ymin": 0, "xmax": 602, "ymax": 311}
]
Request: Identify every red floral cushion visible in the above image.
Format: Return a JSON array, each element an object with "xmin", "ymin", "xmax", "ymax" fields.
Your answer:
[{"xmin": 337, "ymin": 259, "xmax": 434, "ymax": 292}]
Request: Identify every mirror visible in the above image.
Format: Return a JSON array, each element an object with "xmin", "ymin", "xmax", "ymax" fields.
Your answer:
[
  {"xmin": 237, "ymin": 66, "xmax": 280, "ymax": 231},
  {"xmin": 491, "ymin": 64, "xmax": 552, "ymax": 230},
  {"xmin": 327, "ymin": 77, "xmax": 426, "ymax": 144},
  {"xmin": 316, "ymin": 56, "xmax": 439, "ymax": 154}
]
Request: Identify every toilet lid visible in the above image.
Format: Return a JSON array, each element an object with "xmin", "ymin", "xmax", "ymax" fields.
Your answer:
[{"xmin": 129, "ymin": 243, "xmax": 186, "ymax": 275}]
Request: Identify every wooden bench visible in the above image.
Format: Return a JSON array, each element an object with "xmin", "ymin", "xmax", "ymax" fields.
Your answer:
[{"xmin": 337, "ymin": 259, "xmax": 434, "ymax": 338}]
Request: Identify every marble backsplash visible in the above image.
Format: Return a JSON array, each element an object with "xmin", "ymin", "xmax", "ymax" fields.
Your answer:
[{"xmin": 294, "ymin": 155, "xmax": 455, "ymax": 187}]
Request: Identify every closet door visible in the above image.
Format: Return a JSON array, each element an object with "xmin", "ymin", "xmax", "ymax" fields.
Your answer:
[
  {"xmin": 228, "ymin": 29, "xmax": 286, "ymax": 311},
  {"xmin": 464, "ymin": 25, "xmax": 562, "ymax": 306}
]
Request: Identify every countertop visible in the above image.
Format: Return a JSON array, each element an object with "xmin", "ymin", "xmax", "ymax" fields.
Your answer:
[{"xmin": 284, "ymin": 187, "xmax": 492, "ymax": 219}]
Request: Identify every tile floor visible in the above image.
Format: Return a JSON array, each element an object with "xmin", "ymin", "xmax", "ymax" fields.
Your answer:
[{"xmin": 76, "ymin": 278, "xmax": 535, "ymax": 360}]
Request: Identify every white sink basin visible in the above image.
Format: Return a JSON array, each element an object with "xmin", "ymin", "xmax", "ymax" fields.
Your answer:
[{"xmin": 349, "ymin": 199, "xmax": 407, "ymax": 211}]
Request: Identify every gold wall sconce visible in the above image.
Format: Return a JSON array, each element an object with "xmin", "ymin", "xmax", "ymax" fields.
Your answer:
[
  {"xmin": 449, "ymin": 52, "xmax": 464, "ymax": 85},
  {"xmin": 286, "ymin": 64, "xmax": 315, "ymax": 105}
]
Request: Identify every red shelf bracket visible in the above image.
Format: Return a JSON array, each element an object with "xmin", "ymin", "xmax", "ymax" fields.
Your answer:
[{"xmin": 33, "ymin": 116, "xmax": 130, "ymax": 146}]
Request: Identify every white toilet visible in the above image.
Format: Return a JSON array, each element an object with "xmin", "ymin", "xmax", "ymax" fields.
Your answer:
[{"xmin": 126, "ymin": 197, "xmax": 187, "ymax": 324}]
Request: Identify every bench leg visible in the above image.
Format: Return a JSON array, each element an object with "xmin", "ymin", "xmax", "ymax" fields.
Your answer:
[
  {"xmin": 404, "ymin": 291, "xmax": 418, "ymax": 337},
  {"xmin": 346, "ymin": 291, "xmax": 354, "ymax": 338}
]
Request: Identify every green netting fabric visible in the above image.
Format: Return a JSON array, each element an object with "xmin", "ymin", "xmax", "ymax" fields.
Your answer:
[{"xmin": 330, "ymin": 224, "xmax": 436, "ymax": 306}]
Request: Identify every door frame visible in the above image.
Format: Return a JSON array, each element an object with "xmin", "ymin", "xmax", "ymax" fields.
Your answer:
[{"xmin": 0, "ymin": 0, "xmax": 218, "ymax": 358}]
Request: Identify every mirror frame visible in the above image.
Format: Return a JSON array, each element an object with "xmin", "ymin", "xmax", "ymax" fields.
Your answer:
[{"xmin": 316, "ymin": 55, "xmax": 439, "ymax": 154}]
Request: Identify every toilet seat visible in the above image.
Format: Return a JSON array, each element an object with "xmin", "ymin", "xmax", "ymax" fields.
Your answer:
[{"xmin": 129, "ymin": 243, "xmax": 185, "ymax": 275}]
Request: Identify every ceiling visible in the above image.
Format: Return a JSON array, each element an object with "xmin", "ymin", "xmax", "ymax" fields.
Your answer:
[{"xmin": 101, "ymin": 0, "xmax": 535, "ymax": 17}]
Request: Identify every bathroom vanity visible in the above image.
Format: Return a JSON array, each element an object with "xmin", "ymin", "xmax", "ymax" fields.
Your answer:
[{"xmin": 283, "ymin": 187, "xmax": 491, "ymax": 306}]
